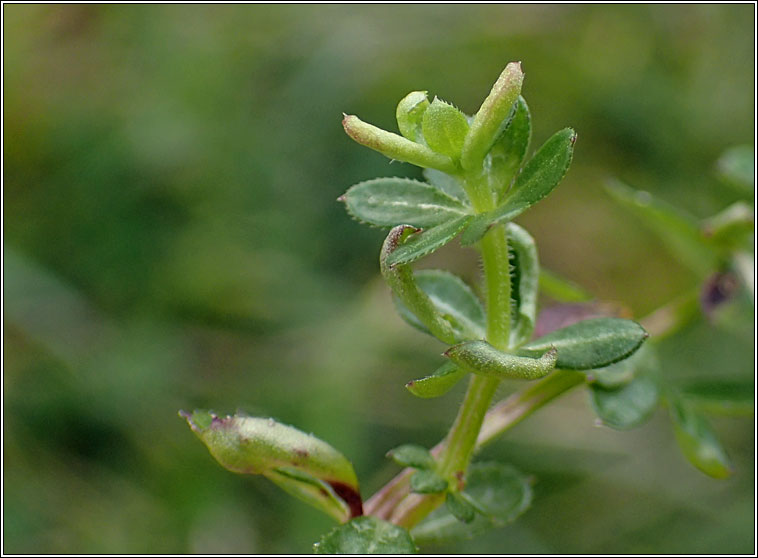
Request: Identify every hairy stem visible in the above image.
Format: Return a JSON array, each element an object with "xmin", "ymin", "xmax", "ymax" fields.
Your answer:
[{"xmin": 389, "ymin": 174, "xmax": 512, "ymax": 528}]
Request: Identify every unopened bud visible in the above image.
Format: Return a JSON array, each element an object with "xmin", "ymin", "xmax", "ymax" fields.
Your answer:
[
  {"xmin": 342, "ymin": 114, "xmax": 458, "ymax": 174},
  {"xmin": 461, "ymin": 62, "xmax": 524, "ymax": 171}
]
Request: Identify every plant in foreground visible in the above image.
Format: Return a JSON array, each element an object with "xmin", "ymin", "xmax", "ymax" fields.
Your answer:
[{"xmin": 181, "ymin": 63, "xmax": 753, "ymax": 553}]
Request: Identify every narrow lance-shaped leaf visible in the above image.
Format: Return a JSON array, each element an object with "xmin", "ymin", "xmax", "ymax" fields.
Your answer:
[
  {"xmin": 422, "ymin": 97, "xmax": 470, "ymax": 160},
  {"xmin": 405, "ymin": 361, "xmax": 468, "ymax": 399},
  {"xmin": 314, "ymin": 517, "xmax": 418, "ymax": 555},
  {"xmin": 381, "ymin": 226, "xmax": 457, "ymax": 344},
  {"xmin": 342, "ymin": 114, "xmax": 458, "ymax": 174},
  {"xmin": 384, "ymin": 215, "xmax": 472, "ymax": 267},
  {"xmin": 590, "ymin": 375, "xmax": 659, "ymax": 430},
  {"xmin": 396, "ymin": 90, "xmax": 430, "ymax": 142},
  {"xmin": 394, "ymin": 269, "xmax": 486, "ymax": 342},
  {"xmin": 340, "ymin": 177, "xmax": 469, "ymax": 228},
  {"xmin": 412, "ymin": 462, "xmax": 532, "ymax": 545},
  {"xmin": 678, "ymin": 379, "xmax": 755, "ymax": 417},
  {"xmin": 181, "ymin": 411, "xmax": 362, "ymax": 521},
  {"xmin": 461, "ymin": 128, "xmax": 576, "ymax": 245},
  {"xmin": 669, "ymin": 398, "xmax": 733, "ymax": 479},
  {"xmin": 506, "ymin": 223, "xmax": 539, "ymax": 347},
  {"xmin": 445, "ymin": 340, "xmax": 558, "ymax": 381},
  {"xmin": 461, "ymin": 62, "xmax": 524, "ymax": 171},
  {"xmin": 605, "ymin": 179, "xmax": 715, "ymax": 275},
  {"xmin": 518, "ymin": 317, "xmax": 648, "ymax": 370},
  {"xmin": 490, "ymin": 95, "xmax": 532, "ymax": 200}
]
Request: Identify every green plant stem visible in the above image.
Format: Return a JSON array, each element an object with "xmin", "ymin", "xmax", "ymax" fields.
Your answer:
[
  {"xmin": 390, "ymin": 173, "xmax": 513, "ymax": 529},
  {"xmin": 368, "ymin": 369, "xmax": 585, "ymax": 521}
]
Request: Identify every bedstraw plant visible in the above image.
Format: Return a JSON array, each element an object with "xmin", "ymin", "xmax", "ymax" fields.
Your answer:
[{"xmin": 181, "ymin": 62, "xmax": 752, "ymax": 553}]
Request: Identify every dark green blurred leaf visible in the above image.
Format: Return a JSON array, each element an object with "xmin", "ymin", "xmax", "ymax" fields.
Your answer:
[
  {"xmin": 445, "ymin": 491, "xmax": 477, "ymax": 524},
  {"xmin": 385, "ymin": 215, "xmax": 472, "ymax": 266},
  {"xmin": 605, "ymin": 179, "xmax": 716, "ymax": 275},
  {"xmin": 678, "ymin": 379, "xmax": 754, "ymax": 416},
  {"xmin": 716, "ymin": 145, "xmax": 755, "ymax": 194},
  {"xmin": 590, "ymin": 375, "xmax": 659, "ymax": 430},
  {"xmin": 386, "ymin": 444, "xmax": 435, "ymax": 470},
  {"xmin": 491, "ymin": 96, "xmax": 531, "ymax": 200},
  {"xmin": 410, "ymin": 470, "xmax": 448, "ymax": 494},
  {"xmin": 588, "ymin": 343, "xmax": 659, "ymax": 389},
  {"xmin": 314, "ymin": 517, "xmax": 417, "ymax": 555},
  {"xmin": 519, "ymin": 317, "xmax": 648, "ymax": 370},
  {"xmin": 460, "ymin": 128, "xmax": 576, "ymax": 245},
  {"xmin": 341, "ymin": 177, "xmax": 469, "ymax": 228},
  {"xmin": 506, "ymin": 223, "xmax": 539, "ymax": 347},
  {"xmin": 422, "ymin": 97, "xmax": 470, "ymax": 160},
  {"xmin": 669, "ymin": 398, "xmax": 733, "ymax": 479},
  {"xmin": 411, "ymin": 462, "xmax": 532, "ymax": 545},
  {"xmin": 394, "ymin": 269, "xmax": 486, "ymax": 341},
  {"xmin": 405, "ymin": 361, "xmax": 467, "ymax": 399},
  {"xmin": 445, "ymin": 341, "xmax": 557, "ymax": 381}
]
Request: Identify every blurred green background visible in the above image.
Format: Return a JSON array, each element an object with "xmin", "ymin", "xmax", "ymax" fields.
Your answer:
[{"xmin": 3, "ymin": 4, "xmax": 754, "ymax": 554}]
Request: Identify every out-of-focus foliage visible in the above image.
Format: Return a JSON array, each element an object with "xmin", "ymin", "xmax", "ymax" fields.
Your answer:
[{"xmin": 3, "ymin": 4, "xmax": 754, "ymax": 554}]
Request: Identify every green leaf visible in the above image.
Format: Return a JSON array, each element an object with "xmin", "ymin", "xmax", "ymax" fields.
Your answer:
[
  {"xmin": 445, "ymin": 341, "xmax": 557, "ymax": 381},
  {"xmin": 519, "ymin": 317, "xmax": 648, "ymax": 370},
  {"xmin": 412, "ymin": 462, "xmax": 532, "ymax": 545},
  {"xmin": 381, "ymin": 226, "xmax": 457, "ymax": 344},
  {"xmin": 716, "ymin": 144, "xmax": 754, "ymax": 194},
  {"xmin": 506, "ymin": 223, "xmax": 539, "ymax": 347},
  {"xmin": 490, "ymin": 96, "xmax": 531, "ymax": 199},
  {"xmin": 423, "ymin": 168, "xmax": 468, "ymax": 203},
  {"xmin": 422, "ymin": 97, "xmax": 470, "ymax": 160},
  {"xmin": 386, "ymin": 444, "xmax": 435, "ymax": 470},
  {"xmin": 385, "ymin": 215, "xmax": 472, "ymax": 267},
  {"xmin": 396, "ymin": 90, "xmax": 430, "ymax": 142},
  {"xmin": 678, "ymin": 379, "xmax": 755, "ymax": 416},
  {"xmin": 314, "ymin": 517, "xmax": 418, "ymax": 555},
  {"xmin": 587, "ymin": 342, "xmax": 659, "ymax": 389},
  {"xmin": 410, "ymin": 469, "xmax": 449, "ymax": 494},
  {"xmin": 460, "ymin": 128, "xmax": 576, "ymax": 245},
  {"xmin": 181, "ymin": 411, "xmax": 361, "ymax": 522},
  {"xmin": 405, "ymin": 361, "xmax": 467, "ymax": 399},
  {"xmin": 461, "ymin": 62, "xmax": 524, "ymax": 171},
  {"xmin": 445, "ymin": 491, "xmax": 477, "ymax": 524},
  {"xmin": 669, "ymin": 398, "xmax": 733, "ymax": 479},
  {"xmin": 590, "ymin": 375, "xmax": 659, "ymax": 430},
  {"xmin": 341, "ymin": 177, "xmax": 469, "ymax": 228},
  {"xmin": 538, "ymin": 268, "xmax": 594, "ymax": 302},
  {"xmin": 605, "ymin": 179, "xmax": 715, "ymax": 275},
  {"xmin": 394, "ymin": 269, "xmax": 486, "ymax": 341}
]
